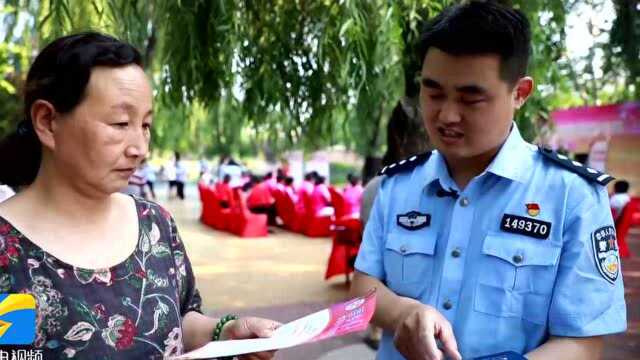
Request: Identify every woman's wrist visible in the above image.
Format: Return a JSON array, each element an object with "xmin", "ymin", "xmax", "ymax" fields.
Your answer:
[
  {"xmin": 219, "ymin": 319, "xmax": 237, "ymax": 341},
  {"xmin": 213, "ymin": 314, "xmax": 239, "ymax": 341}
]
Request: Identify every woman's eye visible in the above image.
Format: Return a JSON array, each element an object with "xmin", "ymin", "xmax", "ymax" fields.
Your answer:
[
  {"xmin": 112, "ymin": 122, "xmax": 128, "ymax": 128},
  {"xmin": 143, "ymin": 123, "xmax": 152, "ymax": 131},
  {"xmin": 428, "ymin": 94, "xmax": 445, "ymax": 101}
]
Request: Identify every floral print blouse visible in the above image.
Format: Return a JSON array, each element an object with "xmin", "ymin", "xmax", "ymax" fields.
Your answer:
[{"xmin": 0, "ymin": 196, "xmax": 202, "ymax": 359}]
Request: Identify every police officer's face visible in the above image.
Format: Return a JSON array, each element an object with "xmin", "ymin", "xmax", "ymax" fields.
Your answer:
[{"xmin": 419, "ymin": 48, "xmax": 532, "ymax": 162}]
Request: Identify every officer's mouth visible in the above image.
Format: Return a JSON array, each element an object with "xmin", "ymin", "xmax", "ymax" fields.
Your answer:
[{"xmin": 438, "ymin": 127, "xmax": 464, "ymax": 143}]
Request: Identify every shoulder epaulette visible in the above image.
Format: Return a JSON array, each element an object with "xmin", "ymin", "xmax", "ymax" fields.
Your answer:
[
  {"xmin": 538, "ymin": 146, "xmax": 614, "ymax": 186},
  {"xmin": 378, "ymin": 151, "xmax": 432, "ymax": 177}
]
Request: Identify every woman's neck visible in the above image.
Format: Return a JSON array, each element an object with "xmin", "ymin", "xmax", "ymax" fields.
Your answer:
[{"xmin": 25, "ymin": 165, "xmax": 116, "ymax": 223}]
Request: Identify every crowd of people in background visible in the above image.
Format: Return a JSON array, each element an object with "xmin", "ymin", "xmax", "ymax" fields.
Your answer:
[
  {"xmin": 117, "ymin": 152, "xmax": 366, "ymax": 227},
  {"xmin": 205, "ymin": 165, "xmax": 365, "ymax": 226}
]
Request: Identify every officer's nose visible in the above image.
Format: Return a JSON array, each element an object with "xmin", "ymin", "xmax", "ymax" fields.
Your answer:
[{"xmin": 438, "ymin": 101, "xmax": 462, "ymax": 124}]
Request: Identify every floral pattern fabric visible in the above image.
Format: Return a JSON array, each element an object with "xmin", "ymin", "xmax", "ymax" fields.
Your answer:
[{"xmin": 0, "ymin": 196, "xmax": 202, "ymax": 359}]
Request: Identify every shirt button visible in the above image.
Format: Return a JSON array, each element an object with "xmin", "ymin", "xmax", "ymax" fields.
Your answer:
[
  {"xmin": 513, "ymin": 254, "xmax": 524, "ymax": 264},
  {"xmin": 443, "ymin": 300, "xmax": 453, "ymax": 310},
  {"xmin": 451, "ymin": 248, "xmax": 462, "ymax": 258},
  {"xmin": 399, "ymin": 245, "xmax": 408, "ymax": 254},
  {"xmin": 459, "ymin": 197, "xmax": 470, "ymax": 207}
]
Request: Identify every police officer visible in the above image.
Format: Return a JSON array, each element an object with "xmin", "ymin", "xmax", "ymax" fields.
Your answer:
[{"xmin": 350, "ymin": 2, "xmax": 627, "ymax": 359}]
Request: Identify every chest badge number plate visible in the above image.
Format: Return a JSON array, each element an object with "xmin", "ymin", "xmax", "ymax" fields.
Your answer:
[
  {"xmin": 397, "ymin": 211, "xmax": 431, "ymax": 231},
  {"xmin": 501, "ymin": 214, "xmax": 551, "ymax": 239}
]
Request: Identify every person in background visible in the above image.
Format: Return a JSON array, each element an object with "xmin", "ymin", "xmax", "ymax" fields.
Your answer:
[
  {"xmin": 0, "ymin": 31, "xmax": 278, "ymax": 359},
  {"xmin": 264, "ymin": 171, "xmax": 277, "ymax": 194},
  {"xmin": 123, "ymin": 165, "xmax": 147, "ymax": 198},
  {"xmin": 284, "ymin": 176, "xmax": 297, "ymax": 203},
  {"xmin": 199, "ymin": 158, "xmax": 209, "ymax": 178},
  {"xmin": 140, "ymin": 157, "xmax": 157, "ymax": 199},
  {"xmin": 165, "ymin": 157, "xmax": 177, "ymax": 198},
  {"xmin": 342, "ymin": 174, "xmax": 363, "ymax": 217},
  {"xmin": 610, "ymin": 180, "xmax": 631, "ymax": 220},
  {"xmin": 297, "ymin": 172, "xmax": 316, "ymax": 201},
  {"xmin": 247, "ymin": 175, "xmax": 277, "ymax": 225},
  {"xmin": 275, "ymin": 173, "xmax": 286, "ymax": 193},
  {"xmin": 215, "ymin": 174, "xmax": 234, "ymax": 208},
  {"xmin": 240, "ymin": 170, "xmax": 252, "ymax": 188},
  {"xmin": 0, "ymin": 184, "xmax": 15, "ymax": 203},
  {"xmin": 311, "ymin": 175, "xmax": 334, "ymax": 217},
  {"xmin": 344, "ymin": 173, "xmax": 355, "ymax": 192},
  {"xmin": 218, "ymin": 156, "xmax": 243, "ymax": 187},
  {"xmin": 351, "ymin": 2, "xmax": 625, "ymax": 359},
  {"xmin": 296, "ymin": 171, "xmax": 318, "ymax": 215},
  {"xmin": 174, "ymin": 151, "xmax": 187, "ymax": 200}
]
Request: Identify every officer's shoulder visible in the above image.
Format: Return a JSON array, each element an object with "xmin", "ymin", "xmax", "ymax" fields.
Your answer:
[
  {"xmin": 537, "ymin": 146, "xmax": 614, "ymax": 186},
  {"xmin": 377, "ymin": 151, "xmax": 432, "ymax": 178}
]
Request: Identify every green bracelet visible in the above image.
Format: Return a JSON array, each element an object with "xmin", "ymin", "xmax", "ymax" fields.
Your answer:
[{"xmin": 212, "ymin": 314, "xmax": 239, "ymax": 342}]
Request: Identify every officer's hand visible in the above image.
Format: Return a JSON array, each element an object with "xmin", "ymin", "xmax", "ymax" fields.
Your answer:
[{"xmin": 393, "ymin": 303, "xmax": 462, "ymax": 360}]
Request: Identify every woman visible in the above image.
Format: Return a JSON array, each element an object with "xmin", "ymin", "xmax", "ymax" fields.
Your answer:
[{"xmin": 0, "ymin": 32, "xmax": 278, "ymax": 359}]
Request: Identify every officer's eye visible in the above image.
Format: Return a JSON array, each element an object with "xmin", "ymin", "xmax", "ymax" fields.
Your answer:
[{"xmin": 461, "ymin": 98, "xmax": 485, "ymax": 105}]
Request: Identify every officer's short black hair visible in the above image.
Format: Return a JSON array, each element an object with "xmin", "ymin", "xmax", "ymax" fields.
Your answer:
[
  {"xmin": 614, "ymin": 180, "xmax": 630, "ymax": 194},
  {"xmin": 417, "ymin": 0, "xmax": 531, "ymax": 86}
]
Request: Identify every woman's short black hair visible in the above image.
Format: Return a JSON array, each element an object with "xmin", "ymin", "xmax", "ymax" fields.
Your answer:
[
  {"xmin": 416, "ymin": 0, "xmax": 531, "ymax": 86},
  {"xmin": 0, "ymin": 32, "xmax": 143, "ymax": 187}
]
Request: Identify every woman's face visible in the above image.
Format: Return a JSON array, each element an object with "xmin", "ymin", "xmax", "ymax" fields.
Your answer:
[{"xmin": 52, "ymin": 64, "xmax": 153, "ymax": 195}]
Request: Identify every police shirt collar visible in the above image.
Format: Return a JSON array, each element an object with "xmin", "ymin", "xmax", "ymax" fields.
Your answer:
[
  {"xmin": 420, "ymin": 150, "xmax": 458, "ymax": 192},
  {"xmin": 484, "ymin": 122, "xmax": 535, "ymax": 183}
]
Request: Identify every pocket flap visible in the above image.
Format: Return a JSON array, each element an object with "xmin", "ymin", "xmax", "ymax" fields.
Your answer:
[
  {"xmin": 386, "ymin": 231, "xmax": 437, "ymax": 256},
  {"xmin": 482, "ymin": 233, "xmax": 560, "ymax": 267}
]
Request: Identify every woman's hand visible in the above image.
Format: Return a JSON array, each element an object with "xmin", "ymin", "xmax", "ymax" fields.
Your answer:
[{"xmin": 221, "ymin": 317, "xmax": 281, "ymax": 360}]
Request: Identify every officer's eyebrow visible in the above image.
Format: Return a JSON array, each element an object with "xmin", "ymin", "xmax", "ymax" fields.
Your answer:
[
  {"xmin": 455, "ymin": 85, "xmax": 488, "ymax": 95},
  {"xmin": 421, "ymin": 78, "xmax": 443, "ymax": 90},
  {"xmin": 421, "ymin": 77, "xmax": 488, "ymax": 95}
]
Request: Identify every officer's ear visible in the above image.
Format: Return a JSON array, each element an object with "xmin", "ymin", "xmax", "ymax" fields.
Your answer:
[{"xmin": 512, "ymin": 76, "xmax": 534, "ymax": 110}]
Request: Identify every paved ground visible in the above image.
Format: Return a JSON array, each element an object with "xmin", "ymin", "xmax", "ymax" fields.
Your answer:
[{"xmin": 160, "ymin": 183, "xmax": 639, "ymax": 359}]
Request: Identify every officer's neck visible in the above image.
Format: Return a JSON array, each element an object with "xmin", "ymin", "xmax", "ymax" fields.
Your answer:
[{"xmin": 443, "ymin": 147, "xmax": 501, "ymax": 191}]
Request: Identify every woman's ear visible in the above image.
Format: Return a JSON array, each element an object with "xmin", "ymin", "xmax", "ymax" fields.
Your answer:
[{"xmin": 30, "ymin": 100, "xmax": 58, "ymax": 150}]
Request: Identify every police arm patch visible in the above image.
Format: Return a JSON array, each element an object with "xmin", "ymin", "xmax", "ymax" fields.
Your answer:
[{"xmin": 591, "ymin": 225, "xmax": 619, "ymax": 284}]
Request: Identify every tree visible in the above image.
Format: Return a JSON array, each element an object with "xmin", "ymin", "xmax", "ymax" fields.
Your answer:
[
  {"xmin": 603, "ymin": 0, "xmax": 640, "ymax": 100},
  {"xmin": 0, "ymin": 0, "xmax": 634, "ymax": 163}
]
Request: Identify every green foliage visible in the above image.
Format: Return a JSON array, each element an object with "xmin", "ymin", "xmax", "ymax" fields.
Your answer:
[
  {"xmin": 330, "ymin": 161, "xmax": 360, "ymax": 187},
  {"xmin": 603, "ymin": 0, "xmax": 640, "ymax": 100},
  {"xmin": 0, "ymin": 0, "xmax": 636, "ymax": 157}
]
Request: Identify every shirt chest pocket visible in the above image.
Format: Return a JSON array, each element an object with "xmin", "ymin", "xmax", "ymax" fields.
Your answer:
[
  {"xmin": 475, "ymin": 232, "xmax": 561, "ymax": 324},
  {"xmin": 383, "ymin": 231, "xmax": 437, "ymax": 299}
]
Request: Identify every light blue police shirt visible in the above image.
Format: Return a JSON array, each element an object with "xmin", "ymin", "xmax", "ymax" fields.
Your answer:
[{"xmin": 355, "ymin": 123, "xmax": 627, "ymax": 359}]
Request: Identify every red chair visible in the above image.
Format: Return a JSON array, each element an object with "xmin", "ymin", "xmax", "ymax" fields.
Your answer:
[
  {"xmin": 228, "ymin": 189, "xmax": 268, "ymax": 237},
  {"xmin": 325, "ymin": 217, "xmax": 362, "ymax": 282},
  {"xmin": 274, "ymin": 188, "xmax": 304, "ymax": 232},
  {"xmin": 302, "ymin": 191, "xmax": 332, "ymax": 237},
  {"xmin": 202, "ymin": 187, "xmax": 231, "ymax": 232},
  {"xmin": 325, "ymin": 187, "xmax": 363, "ymax": 282},
  {"xmin": 616, "ymin": 197, "xmax": 640, "ymax": 258}
]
